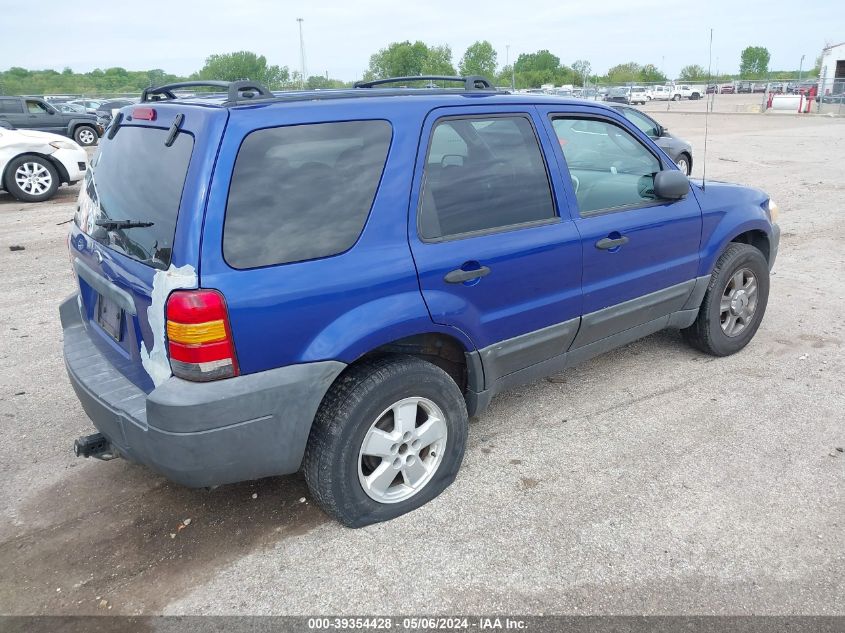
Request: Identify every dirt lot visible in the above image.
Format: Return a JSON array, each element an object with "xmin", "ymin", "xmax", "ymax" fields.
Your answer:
[{"xmin": 0, "ymin": 112, "xmax": 843, "ymax": 616}]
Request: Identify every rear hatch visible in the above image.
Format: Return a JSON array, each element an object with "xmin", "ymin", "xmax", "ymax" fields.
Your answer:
[{"xmin": 68, "ymin": 103, "xmax": 227, "ymax": 392}]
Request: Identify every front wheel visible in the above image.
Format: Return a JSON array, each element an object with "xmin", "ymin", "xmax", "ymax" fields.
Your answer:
[
  {"xmin": 73, "ymin": 125, "xmax": 98, "ymax": 146},
  {"xmin": 304, "ymin": 355, "xmax": 468, "ymax": 527},
  {"xmin": 682, "ymin": 243, "xmax": 770, "ymax": 356},
  {"xmin": 4, "ymin": 154, "xmax": 59, "ymax": 202},
  {"xmin": 676, "ymin": 153, "xmax": 692, "ymax": 175}
]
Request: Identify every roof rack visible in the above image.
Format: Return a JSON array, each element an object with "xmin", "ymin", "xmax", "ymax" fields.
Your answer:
[
  {"xmin": 354, "ymin": 75, "xmax": 494, "ymax": 90},
  {"xmin": 141, "ymin": 80, "xmax": 273, "ymax": 106}
]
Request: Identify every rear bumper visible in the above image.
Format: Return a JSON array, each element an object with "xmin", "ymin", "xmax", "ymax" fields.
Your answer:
[{"xmin": 60, "ymin": 295, "xmax": 345, "ymax": 487}]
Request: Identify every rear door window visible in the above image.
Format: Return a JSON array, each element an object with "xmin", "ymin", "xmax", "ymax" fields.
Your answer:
[
  {"xmin": 0, "ymin": 99, "xmax": 23, "ymax": 114},
  {"xmin": 75, "ymin": 126, "xmax": 194, "ymax": 269},
  {"xmin": 418, "ymin": 116, "xmax": 555, "ymax": 240},
  {"xmin": 223, "ymin": 120, "xmax": 392, "ymax": 269}
]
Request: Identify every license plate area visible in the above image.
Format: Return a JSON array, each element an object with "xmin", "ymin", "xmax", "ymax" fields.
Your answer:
[{"xmin": 97, "ymin": 294, "xmax": 123, "ymax": 341}]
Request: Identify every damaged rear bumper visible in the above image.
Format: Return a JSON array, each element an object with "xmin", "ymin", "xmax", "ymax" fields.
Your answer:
[{"xmin": 60, "ymin": 294, "xmax": 345, "ymax": 487}]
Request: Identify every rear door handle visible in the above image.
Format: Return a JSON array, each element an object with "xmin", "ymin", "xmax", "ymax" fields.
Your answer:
[
  {"xmin": 444, "ymin": 265, "xmax": 491, "ymax": 284},
  {"xmin": 596, "ymin": 236, "xmax": 629, "ymax": 250}
]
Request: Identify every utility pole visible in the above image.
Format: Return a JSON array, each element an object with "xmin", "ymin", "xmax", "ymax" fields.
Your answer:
[
  {"xmin": 798, "ymin": 54, "xmax": 805, "ymax": 82},
  {"xmin": 297, "ymin": 17, "xmax": 307, "ymax": 90}
]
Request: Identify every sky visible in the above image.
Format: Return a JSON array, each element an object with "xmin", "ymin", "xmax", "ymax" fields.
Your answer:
[{"xmin": 0, "ymin": 0, "xmax": 839, "ymax": 80}]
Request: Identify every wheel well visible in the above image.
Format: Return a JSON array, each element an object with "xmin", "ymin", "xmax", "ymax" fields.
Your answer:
[
  {"xmin": 362, "ymin": 333, "xmax": 469, "ymax": 392},
  {"xmin": 2, "ymin": 152, "xmax": 69, "ymax": 187},
  {"xmin": 731, "ymin": 230, "xmax": 770, "ymax": 263}
]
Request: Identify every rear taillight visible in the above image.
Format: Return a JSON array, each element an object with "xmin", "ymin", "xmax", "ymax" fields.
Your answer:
[{"xmin": 166, "ymin": 290, "xmax": 239, "ymax": 382}]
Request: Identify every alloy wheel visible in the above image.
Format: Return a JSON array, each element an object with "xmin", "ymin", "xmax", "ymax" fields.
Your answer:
[
  {"xmin": 357, "ymin": 396, "xmax": 448, "ymax": 504},
  {"xmin": 720, "ymin": 267, "xmax": 758, "ymax": 336},
  {"xmin": 14, "ymin": 162, "xmax": 53, "ymax": 196}
]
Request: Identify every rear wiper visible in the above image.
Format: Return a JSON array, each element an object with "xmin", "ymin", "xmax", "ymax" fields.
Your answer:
[{"xmin": 95, "ymin": 219, "xmax": 155, "ymax": 230}]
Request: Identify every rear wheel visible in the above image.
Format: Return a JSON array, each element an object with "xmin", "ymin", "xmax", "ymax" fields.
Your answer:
[
  {"xmin": 304, "ymin": 355, "xmax": 468, "ymax": 527},
  {"xmin": 73, "ymin": 125, "xmax": 98, "ymax": 146},
  {"xmin": 4, "ymin": 155, "xmax": 59, "ymax": 202},
  {"xmin": 682, "ymin": 243, "xmax": 769, "ymax": 356}
]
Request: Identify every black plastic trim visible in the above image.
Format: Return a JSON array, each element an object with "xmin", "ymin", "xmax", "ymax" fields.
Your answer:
[
  {"xmin": 354, "ymin": 75, "xmax": 494, "ymax": 90},
  {"xmin": 478, "ymin": 318, "xmax": 581, "ymax": 387}
]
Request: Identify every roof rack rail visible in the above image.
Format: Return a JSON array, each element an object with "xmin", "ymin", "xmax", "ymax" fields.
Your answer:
[
  {"xmin": 353, "ymin": 75, "xmax": 494, "ymax": 90},
  {"xmin": 141, "ymin": 80, "xmax": 273, "ymax": 105}
]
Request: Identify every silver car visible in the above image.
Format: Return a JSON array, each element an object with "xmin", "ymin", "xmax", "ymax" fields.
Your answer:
[{"xmin": 611, "ymin": 105, "xmax": 694, "ymax": 175}]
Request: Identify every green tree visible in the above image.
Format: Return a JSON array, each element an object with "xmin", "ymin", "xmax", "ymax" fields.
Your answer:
[
  {"xmin": 606, "ymin": 62, "xmax": 641, "ymax": 84},
  {"xmin": 679, "ymin": 64, "xmax": 707, "ymax": 81},
  {"xmin": 459, "ymin": 41, "xmax": 497, "ymax": 78},
  {"xmin": 639, "ymin": 64, "xmax": 666, "ymax": 83},
  {"xmin": 572, "ymin": 60, "xmax": 591, "ymax": 86},
  {"xmin": 739, "ymin": 46, "xmax": 770, "ymax": 78},
  {"xmin": 197, "ymin": 51, "xmax": 289, "ymax": 88},
  {"xmin": 423, "ymin": 45, "xmax": 457, "ymax": 76},
  {"xmin": 367, "ymin": 41, "xmax": 430, "ymax": 78},
  {"xmin": 513, "ymin": 50, "xmax": 572, "ymax": 88}
]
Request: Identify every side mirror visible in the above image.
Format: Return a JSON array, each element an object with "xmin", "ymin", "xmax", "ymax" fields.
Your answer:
[
  {"xmin": 654, "ymin": 170, "xmax": 689, "ymax": 200},
  {"xmin": 658, "ymin": 126, "xmax": 667, "ymax": 136}
]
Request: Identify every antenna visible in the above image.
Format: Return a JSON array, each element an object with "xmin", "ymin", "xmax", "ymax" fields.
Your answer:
[
  {"xmin": 297, "ymin": 18, "xmax": 307, "ymax": 90},
  {"xmin": 702, "ymin": 27, "xmax": 713, "ymax": 191}
]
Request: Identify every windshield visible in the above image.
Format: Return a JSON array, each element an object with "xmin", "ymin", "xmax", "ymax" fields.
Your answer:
[{"xmin": 74, "ymin": 126, "xmax": 194, "ymax": 269}]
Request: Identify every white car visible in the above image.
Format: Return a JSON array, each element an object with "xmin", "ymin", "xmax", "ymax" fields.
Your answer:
[
  {"xmin": 1, "ymin": 128, "xmax": 88, "ymax": 202},
  {"xmin": 650, "ymin": 85, "xmax": 673, "ymax": 101}
]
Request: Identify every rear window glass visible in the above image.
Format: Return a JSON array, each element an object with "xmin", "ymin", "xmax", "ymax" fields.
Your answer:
[
  {"xmin": 223, "ymin": 120, "xmax": 392, "ymax": 269},
  {"xmin": 75, "ymin": 126, "xmax": 193, "ymax": 269}
]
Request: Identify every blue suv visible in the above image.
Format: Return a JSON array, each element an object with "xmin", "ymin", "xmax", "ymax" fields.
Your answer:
[{"xmin": 62, "ymin": 77, "xmax": 780, "ymax": 527}]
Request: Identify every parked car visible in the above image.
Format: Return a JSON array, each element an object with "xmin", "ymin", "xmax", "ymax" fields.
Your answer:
[
  {"xmin": 737, "ymin": 82, "xmax": 753, "ymax": 94},
  {"xmin": 671, "ymin": 85, "xmax": 703, "ymax": 100},
  {"xmin": 66, "ymin": 99, "xmax": 104, "ymax": 114},
  {"xmin": 95, "ymin": 99, "xmax": 137, "ymax": 121},
  {"xmin": 0, "ymin": 96, "xmax": 104, "ymax": 146},
  {"xmin": 769, "ymin": 82, "xmax": 785, "ymax": 94},
  {"xmin": 720, "ymin": 83, "xmax": 735, "ymax": 94},
  {"xmin": 752, "ymin": 83, "xmax": 768, "ymax": 93},
  {"xmin": 610, "ymin": 105, "xmax": 694, "ymax": 174},
  {"xmin": 56, "ymin": 103, "xmax": 88, "ymax": 114},
  {"xmin": 650, "ymin": 85, "xmax": 672, "ymax": 100},
  {"xmin": 0, "ymin": 128, "xmax": 87, "ymax": 202},
  {"xmin": 63, "ymin": 77, "xmax": 780, "ymax": 527},
  {"xmin": 606, "ymin": 86, "xmax": 647, "ymax": 105}
]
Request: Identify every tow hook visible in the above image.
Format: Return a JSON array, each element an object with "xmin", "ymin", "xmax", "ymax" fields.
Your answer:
[{"xmin": 73, "ymin": 433, "xmax": 119, "ymax": 461}]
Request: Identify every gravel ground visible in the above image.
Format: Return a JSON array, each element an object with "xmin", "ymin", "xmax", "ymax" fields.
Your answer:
[{"xmin": 0, "ymin": 112, "xmax": 842, "ymax": 616}]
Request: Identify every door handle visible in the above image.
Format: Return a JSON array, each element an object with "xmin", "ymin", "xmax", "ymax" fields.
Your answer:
[
  {"xmin": 444, "ymin": 265, "xmax": 491, "ymax": 284},
  {"xmin": 596, "ymin": 235, "xmax": 629, "ymax": 250}
]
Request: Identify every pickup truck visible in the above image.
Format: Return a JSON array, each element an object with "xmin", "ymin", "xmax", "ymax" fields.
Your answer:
[
  {"xmin": 669, "ymin": 85, "xmax": 703, "ymax": 101},
  {"xmin": 0, "ymin": 96, "xmax": 104, "ymax": 146}
]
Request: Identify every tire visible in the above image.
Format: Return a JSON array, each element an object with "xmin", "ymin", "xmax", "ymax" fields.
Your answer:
[
  {"xmin": 672, "ymin": 94, "xmax": 681, "ymax": 101},
  {"xmin": 676, "ymin": 153, "xmax": 692, "ymax": 176},
  {"xmin": 73, "ymin": 125, "xmax": 98, "ymax": 146},
  {"xmin": 304, "ymin": 355, "xmax": 468, "ymax": 528},
  {"xmin": 682, "ymin": 243, "xmax": 770, "ymax": 356},
  {"xmin": 3, "ymin": 154, "xmax": 59, "ymax": 202}
]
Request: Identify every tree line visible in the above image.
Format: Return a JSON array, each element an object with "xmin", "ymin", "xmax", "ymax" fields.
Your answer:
[{"xmin": 0, "ymin": 44, "xmax": 820, "ymax": 96}]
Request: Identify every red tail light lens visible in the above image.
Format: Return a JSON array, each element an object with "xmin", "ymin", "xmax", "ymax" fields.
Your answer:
[
  {"xmin": 165, "ymin": 289, "xmax": 239, "ymax": 382},
  {"xmin": 132, "ymin": 107, "xmax": 157, "ymax": 121}
]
